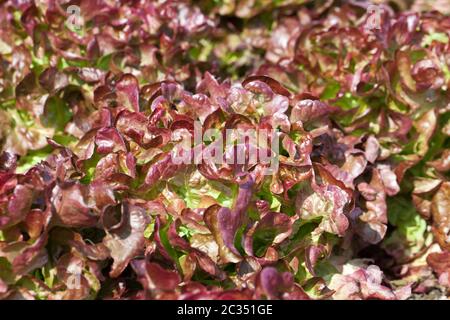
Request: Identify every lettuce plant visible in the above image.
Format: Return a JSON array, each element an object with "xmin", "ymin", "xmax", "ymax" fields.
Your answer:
[{"xmin": 0, "ymin": 0, "xmax": 448, "ymax": 300}]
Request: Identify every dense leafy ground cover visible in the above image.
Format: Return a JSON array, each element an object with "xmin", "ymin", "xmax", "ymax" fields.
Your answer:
[{"xmin": 0, "ymin": 0, "xmax": 449, "ymax": 300}]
